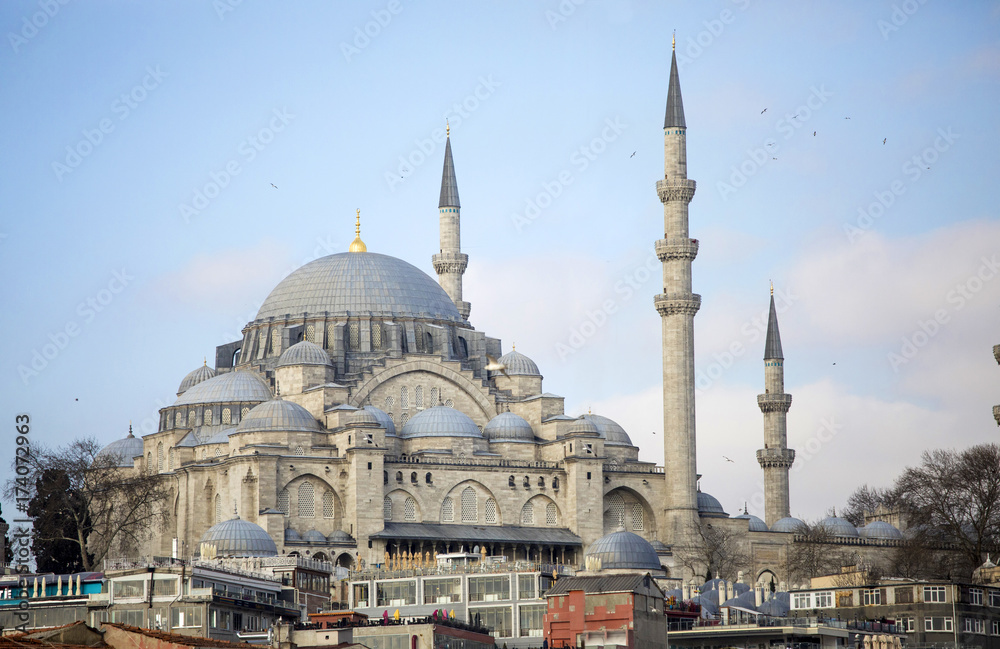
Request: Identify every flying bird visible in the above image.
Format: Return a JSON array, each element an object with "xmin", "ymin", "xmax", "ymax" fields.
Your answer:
[
  {"xmin": 844, "ymin": 117, "xmax": 851, "ymax": 120},
  {"xmin": 761, "ymin": 108, "xmax": 767, "ymax": 114},
  {"xmin": 630, "ymin": 151, "xmax": 636, "ymax": 158},
  {"xmin": 723, "ymin": 456, "xmax": 735, "ymax": 463},
  {"xmin": 485, "ymin": 355, "xmax": 509, "ymax": 379},
  {"xmin": 883, "ymin": 138, "xmax": 887, "ymax": 145},
  {"xmin": 270, "ymin": 183, "xmax": 278, "ymax": 189},
  {"xmin": 813, "ymin": 131, "xmax": 816, "ymax": 136}
]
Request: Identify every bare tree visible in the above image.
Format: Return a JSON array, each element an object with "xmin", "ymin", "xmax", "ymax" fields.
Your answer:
[
  {"xmin": 785, "ymin": 522, "xmax": 849, "ymax": 584},
  {"xmin": 680, "ymin": 523, "xmax": 752, "ymax": 582},
  {"xmin": 841, "ymin": 484, "xmax": 899, "ymax": 527},
  {"xmin": 4, "ymin": 438, "xmax": 170, "ymax": 572}
]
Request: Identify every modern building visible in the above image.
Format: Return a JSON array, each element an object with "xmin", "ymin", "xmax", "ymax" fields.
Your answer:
[
  {"xmin": 544, "ymin": 574, "xmax": 666, "ymax": 649},
  {"xmin": 0, "ymin": 572, "xmax": 104, "ymax": 631}
]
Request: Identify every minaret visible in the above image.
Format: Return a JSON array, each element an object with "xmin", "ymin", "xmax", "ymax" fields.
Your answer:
[
  {"xmin": 756, "ymin": 286, "xmax": 795, "ymax": 526},
  {"xmin": 432, "ymin": 123, "xmax": 471, "ymax": 320},
  {"xmin": 993, "ymin": 344, "xmax": 1000, "ymax": 426},
  {"xmin": 656, "ymin": 35, "xmax": 701, "ymax": 550}
]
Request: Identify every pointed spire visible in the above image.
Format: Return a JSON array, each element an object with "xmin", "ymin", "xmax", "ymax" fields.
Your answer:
[
  {"xmin": 664, "ymin": 45, "xmax": 686, "ymax": 129},
  {"xmin": 764, "ymin": 292, "xmax": 783, "ymax": 360},
  {"xmin": 349, "ymin": 208, "xmax": 367, "ymax": 253},
  {"xmin": 438, "ymin": 126, "xmax": 461, "ymax": 209}
]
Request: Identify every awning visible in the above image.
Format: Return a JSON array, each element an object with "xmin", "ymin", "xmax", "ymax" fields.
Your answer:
[{"xmin": 371, "ymin": 522, "xmax": 582, "ymax": 546}]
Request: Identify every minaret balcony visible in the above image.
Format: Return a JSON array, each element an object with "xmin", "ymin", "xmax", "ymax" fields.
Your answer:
[
  {"xmin": 655, "ymin": 238, "xmax": 699, "ymax": 262},
  {"xmin": 994, "ymin": 404, "xmax": 1000, "ymax": 426},
  {"xmin": 432, "ymin": 253, "xmax": 468, "ymax": 275},
  {"xmin": 993, "ymin": 344, "xmax": 1000, "ymax": 364},
  {"xmin": 756, "ymin": 447, "xmax": 795, "ymax": 468},
  {"xmin": 654, "ymin": 293, "xmax": 701, "ymax": 317},
  {"xmin": 656, "ymin": 178, "xmax": 696, "ymax": 203},
  {"xmin": 757, "ymin": 393, "xmax": 792, "ymax": 413}
]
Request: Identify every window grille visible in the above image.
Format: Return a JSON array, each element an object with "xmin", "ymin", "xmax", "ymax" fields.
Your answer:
[
  {"xmin": 546, "ymin": 502, "xmax": 557, "ymax": 526},
  {"xmin": 404, "ymin": 497, "xmax": 416, "ymax": 521},
  {"xmin": 400, "ymin": 387, "xmax": 409, "ymax": 409},
  {"xmin": 371, "ymin": 322, "xmax": 382, "ymax": 349},
  {"xmin": 441, "ymin": 498, "xmax": 454, "ymax": 522},
  {"xmin": 215, "ymin": 494, "xmax": 222, "ymax": 523},
  {"xmin": 214, "ymin": 448, "xmax": 222, "ymax": 457},
  {"xmin": 189, "ymin": 409, "xmax": 196, "ymax": 424},
  {"xmin": 176, "ymin": 411, "xmax": 184, "ymax": 427},
  {"xmin": 270, "ymin": 329, "xmax": 280, "ymax": 354},
  {"xmin": 415, "ymin": 386, "xmax": 423, "ymax": 408},
  {"xmin": 430, "ymin": 387, "xmax": 438, "ymax": 405},
  {"xmin": 631, "ymin": 503, "xmax": 644, "ymax": 531},
  {"xmin": 461, "ymin": 487, "xmax": 477, "ymax": 522},
  {"xmin": 298, "ymin": 482, "xmax": 314, "ymax": 517},
  {"xmin": 241, "ymin": 406, "xmax": 249, "ymax": 419},
  {"xmin": 400, "ymin": 412, "xmax": 408, "ymax": 426},
  {"xmin": 384, "ymin": 395, "xmax": 394, "ymax": 409},
  {"xmin": 323, "ymin": 492, "xmax": 334, "ymax": 518},
  {"xmin": 383, "ymin": 497, "xmax": 392, "ymax": 520},
  {"xmin": 305, "ymin": 324, "xmax": 315, "ymax": 342},
  {"xmin": 277, "ymin": 489, "xmax": 290, "ymax": 515},
  {"xmin": 609, "ymin": 494, "xmax": 625, "ymax": 528},
  {"xmin": 348, "ymin": 321, "xmax": 360, "ymax": 350},
  {"xmin": 445, "ymin": 399, "xmax": 454, "ymax": 407},
  {"xmin": 222, "ymin": 408, "xmax": 231, "ymax": 425},
  {"xmin": 294, "ymin": 446, "xmax": 305, "ymax": 456},
  {"xmin": 326, "ymin": 324, "xmax": 336, "ymax": 348},
  {"xmin": 521, "ymin": 501, "xmax": 534, "ymax": 525},
  {"xmin": 147, "ymin": 453, "xmax": 153, "ymax": 474},
  {"xmin": 157, "ymin": 443, "xmax": 164, "ymax": 472},
  {"xmin": 485, "ymin": 498, "xmax": 498, "ymax": 524},
  {"xmin": 204, "ymin": 408, "xmax": 213, "ymax": 425}
]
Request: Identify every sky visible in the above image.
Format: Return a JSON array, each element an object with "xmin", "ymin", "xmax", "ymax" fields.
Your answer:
[{"xmin": 1, "ymin": 1, "xmax": 999, "ymax": 527}]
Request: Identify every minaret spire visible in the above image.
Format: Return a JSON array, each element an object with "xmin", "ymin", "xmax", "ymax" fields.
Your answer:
[
  {"xmin": 655, "ymin": 40, "xmax": 701, "ymax": 562},
  {"xmin": 349, "ymin": 209, "xmax": 367, "ymax": 252},
  {"xmin": 433, "ymin": 124, "xmax": 471, "ymax": 320},
  {"xmin": 757, "ymin": 288, "xmax": 794, "ymax": 526}
]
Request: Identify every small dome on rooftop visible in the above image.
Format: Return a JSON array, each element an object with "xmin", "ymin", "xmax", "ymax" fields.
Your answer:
[
  {"xmin": 363, "ymin": 406, "xmax": 396, "ymax": 436},
  {"xmin": 178, "ymin": 363, "xmax": 217, "ymax": 395},
  {"xmin": 860, "ymin": 520, "xmax": 902, "ymax": 540},
  {"xmin": 697, "ymin": 491, "xmax": 729, "ymax": 518},
  {"xmin": 175, "ymin": 371, "xmax": 272, "ymax": 406},
  {"xmin": 302, "ymin": 530, "xmax": 327, "ymax": 544},
  {"xmin": 200, "ymin": 517, "xmax": 277, "ymax": 557},
  {"xmin": 277, "ymin": 341, "xmax": 331, "ymax": 368},
  {"xmin": 400, "ymin": 406, "xmax": 482, "ymax": 439},
  {"xmin": 566, "ymin": 417, "xmax": 599, "ymax": 436},
  {"xmin": 734, "ymin": 509, "xmax": 769, "ymax": 532},
  {"xmin": 236, "ymin": 399, "xmax": 321, "ymax": 434},
  {"xmin": 585, "ymin": 528, "xmax": 662, "ymax": 572},
  {"xmin": 771, "ymin": 517, "xmax": 806, "ymax": 533},
  {"xmin": 328, "ymin": 530, "xmax": 355, "ymax": 543},
  {"xmin": 484, "ymin": 412, "xmax": 535, "ymax": 442},
  {"xmin": 581, "ymin": 414, "xmax": 632, "ymax": 446},
  {"xmin": 95, "ymin": 427, "xmax": 144, "ymax": 468},
  {"xmin": 498, "ymin": 348, "xmax": 540, "ymax": 376},
  {"xmin": 821, "ymin": 515, "xmax": 860, "ymax": 538}
]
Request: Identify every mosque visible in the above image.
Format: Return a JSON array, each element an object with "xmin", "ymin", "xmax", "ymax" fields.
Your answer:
[{"xmin": 97, "ymin": 43, "xmax": 913, "ymax": 588}]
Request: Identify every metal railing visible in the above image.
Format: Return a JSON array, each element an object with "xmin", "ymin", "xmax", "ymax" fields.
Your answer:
[{"xmin": 385, "ymin": 455, "xmax": 561, "ymax": 470}]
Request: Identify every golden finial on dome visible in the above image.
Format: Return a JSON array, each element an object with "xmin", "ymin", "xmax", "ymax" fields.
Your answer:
[
  {"xmin": 672, "ymin": 30, "xmax": 676, "ymax": 51},
  {"xmin": 446, "ymin": 119, "xmax": 450, "ymax": 138},
  {"xmin": 349, "ymin": 208, "xmax": 367, "ymax": 253},
  {"xmin": 770, "ymin": 280, "xmax": 773, "ymax": 296}
]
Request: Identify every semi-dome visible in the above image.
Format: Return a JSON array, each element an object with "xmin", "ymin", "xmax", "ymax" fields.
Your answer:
[
  {"xmin": 400, "ymin": 406, "xmax": 482, "ymax": 439},
  {"xmin": 200, "ymin": 517, "xmax": 278, "ymax": 557},
  {"xmin": 697, "ymin": 491, "xmax": 728, "ymax": 518},
  {"xmin": 581, "ymin": 414, "xmax": 633, "ymax": 447},
  {"xmin": 820, "ymin": 515, "xmax": 860, "ymax": 538},
  {"xmin": 277, "ymin": 341, "xmax": 331, "ymax": 367},
  {"xmin": 236, "ymin": 399, "xmax": 321, "ymax": 434},
  {"xmin": 566, "ymin": 417, "xmax": 599, "ymax": 436},
  {"xmin": 328, "ymin": 530, "xmax": 355, "ymax": 543},
  {"xmin": 175, "ymin": 371, "xmax": 272, "ymax": 406},
  {"xmin": 483, "ymin": 412, "xmax": 535, "ymax": 442},
  {"xmin": 585, "ymin": 528, "xmax": 662, "ymax": 571},
  {"xmin": 734, "ymin": 509, "xmax": 769, "ymax": 532},
  {"xmin": 498, "ymin": 349, "xmax": 540, "ymax": 376},
  {"xmin": 771, "ymin": 517, "xmax": 806, "ymax": 533},
  {"xmin": 178, "ymin": 363, "xmax": 217, "ymax": 395},
  {"xmin": 860, "ymin": 520, "xmax": 902, "ymax": 540},
  {"xmin": 255, "ymin": 252, "xmax": 462, "ymax": 323},
  {"xmin": 363, "ymin": 406, "xmax": 396, "ymax": 436},
  {"xmin": 96, "ymin": 428, "xmax": 144, "ymax": 467},
  {"xmin": 302, "ymin": 530, "xmax": 327, "ymax": 544}
]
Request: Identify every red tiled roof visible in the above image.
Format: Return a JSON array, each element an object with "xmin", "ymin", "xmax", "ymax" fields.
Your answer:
[{"xmin": 102, "ymin": 624, "xmax": 256, "ymax": 649}]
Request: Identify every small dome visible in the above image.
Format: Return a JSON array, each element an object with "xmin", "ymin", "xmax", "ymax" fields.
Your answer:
[
  {"xmin": 175, "ymin": 371, "xmax": 272, "ymax": 406},
  {"xmin": 821, "ymin": 516, "xmax": 860, "ymax": 538},
  {"xmin": 327, "ymin": 530, "xmax": 355, "ymax": 543},
  {"xmin": 697, "ymin": 491, "xmax": 729, "ymax": 517},
  {"xmin": 498, "ymin": 349, "xmax": 540, "ymax": 376},
  {"xmin": 758, "ymin": 592, "xmax": 790, "ymax": 617},
  {"xmin": 860, "ymin": 520, "xmax": 902, "ymax": 540},
  {"xmin": 363, "ymin": 406, "xmax": 396, "ymax": 436},
  {"xmin": 723, "ymin": 591, "xmax": 757, "ymax": 611},
  {"xmin": 349, "ymin": 408, "xmax": 381, "ymax": 427},
  {"xmin": 649, "ymin": 540, "xmax": 669, "ymax": 554},
  {"xmin": 236, "ymin": 399, "xmax": 320, "ymax": 434},
  {"xmin": 96, "ymin": 429, "xmax": 144, "ymax": 468},
  {"xmin": 484, "ymin": 412, "xmax": 535, "ymax": 442},
  {"xmin": 303, "ymin": 530, "xmax": 327, "ymax": 544},
  {"xmin": 284, "ymin": 528, "xmax": 302, "ymax": 542},
  {"xmin": 178, "ymin": 363, "xmax": 217, "ymax": 395},
  {"xmin": 771, "ymin": 517, "xmax": 806, "ymax": 533},
  {"xmin": 399, "ymin": 406, "xmax": 482, "ymax": 439},
  {"xmin": 581, "ymin": 414, "xmax": 633, "ymax": 447},
  {"xmin": 200, "ymin": 517, "xmax": 277, "ymax": 557},
  {"xmin": 585, "ymin": 528, "xmax": 662, "ymax": 571},
  {"xmin": 733, "ymin": 509, "xmax": 769, "ymax": 532},
  {"xmin": 566, "ymin": 417, "xmax": 599, "ymax": 436},
  {"xmin": 689, "ymin": 594, "xmax": 719, "ymax": 615},
  {"xmin": 277, "ymin": 341, "xmax": 331, "ymax": 367}
]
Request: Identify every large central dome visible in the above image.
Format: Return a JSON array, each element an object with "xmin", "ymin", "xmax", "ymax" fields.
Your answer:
[{"xmin": 255, "ymin": 252, "xmax": 462, "ymax": 322}]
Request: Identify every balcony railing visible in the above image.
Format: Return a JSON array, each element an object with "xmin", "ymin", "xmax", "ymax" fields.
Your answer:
[{"xmin": 385, "ymin": 455, "xmax": 561, "ymax": 470}]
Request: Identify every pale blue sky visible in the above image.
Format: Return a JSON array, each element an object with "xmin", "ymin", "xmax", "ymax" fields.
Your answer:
[{"xmin": 2, "ymin": 1, "xmax": 999, "ymax": 522}]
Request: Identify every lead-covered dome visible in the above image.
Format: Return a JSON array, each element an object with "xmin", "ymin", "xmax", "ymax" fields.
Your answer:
[
  {"xmin": 400, "ymin": 406, "xmax": 482, "ymax": 438},
  {"xmin": 498, "ymin": 349, "xmax": 540, "ymax": 376},
  {"xmin": 734, "ymin": 510, "xmax": 769, "ymax": 532},
  {"xmin": 483, "ymin": 412, "xmax": 534, "ymax": 442},
  {"xmin": 96, "ymin": 429, "xmax": 144, "ymax": 467},
  {"xmin": 820, "ymin": 515, "xmax": 860, "ymax": 538},
  {"xmin": 581, "ymin": 414, "xmax": 633, "ymax": 447},
  {"xmin": 236, "ymin": 399, "xmax": 321, "ymax": 434},
  {"xmin": 697, "ymin": 491, "xmax": 728, "ymax": 518},
  {"xmin": 772, "ymin": 516, "xmax": 806, "ymax": 533},
  {"xmin": 255, "ymin": 252, "xmax": 462, "ymax": 322},
  {"xmin": 200, "ymin": 516, "xmax": 278, "ymax": 557},
  {"xmin": 178, "ymin": 363, "xmax": 217, "ymax": 395},
  {"xmin": 363, "ymin": 406, "xmax": 396, "ymax": 436},
  {"xmin": 175, "ymin": 371, "xmax": 272, "ymax": 406},
  {"xmin": 585, "ymin": 528, "xmax": 662, "ymax": 572},
  {"xmin": 860, "ymin": 520, "xmax": 902, "ymax": 540},
  {"xmin": 277, "ymin": 341, "xmax": 331, "ymax": 367}
]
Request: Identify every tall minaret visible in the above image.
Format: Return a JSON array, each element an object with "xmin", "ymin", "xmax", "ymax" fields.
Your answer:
[
  {"xmin": 756, "ymin": 287, "xmax": 795, "ymax": 526},
  {"xmin": 432, "ymin": 123, "xmax": 471, "ymax": 320},
  {"xmin": 656, "ymin": 36, "xmax": 701, "ymax": 550},
  {"xmin": 993, "ymin": 344, "xmax": 1000, "ymax": 426}
]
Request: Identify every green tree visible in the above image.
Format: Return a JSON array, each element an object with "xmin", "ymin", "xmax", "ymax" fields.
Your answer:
[{"xmin": 26, "ymin": 468, "xmax": 92, "ymax": 573}]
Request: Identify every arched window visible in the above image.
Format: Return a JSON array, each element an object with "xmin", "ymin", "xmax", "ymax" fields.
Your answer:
[
  {"xmin": 168, "ymin": 450, "xmax": 173, "ymax": 471},
  {"xmin": 508, "ymin": 475, "xmax": 515, "ymax": 488},
  {"xmin": 458, "ymin": 337, "xmax": 468, "ymax": 358},
  {"xmin": 215, "ymin": 494, "xmax": 222, "ymax": 523},
  {"xmin": 553, "ymin": 477, "xmax": 560, "ymax": 490},
  {"xmin": 396, "ymin": 471, "xmax": 403, "ymax": 483},
  {"xmin": 521, "ymin": 501, "xmax": 534, "ymax": 525},
  {"xmin": 156, "ymin": 443, "xmax": 164, "ymax": 473},
  {"xmin": 147, "ymin": 452, "xmax": 152, "ymax": 474},
  {"xmin": 424, "ymin": 331, "xmax": 433, "ymax": 353},
  {"xmin": 608, "ymin": 494, "xmax": 625, "ymax": 529},
  {"xmin": 425, "ymin": 472, "xmax": 432, "ymax": 484},
  {"xmin": 523, "ymin": 476, "xmax": 530, "ymax": 488},
  {"xmin": 404, "ymin": 497, "xmax": 416, "ymax": 521},
  {"xmin": 410, "ymin": 472, "xmax": 418, "ymax": 484},
  {"xmin": 305, "ymin": 323, "xmax": 315, "ymax": 342},
  {"xmin": 538, "ymin": 476, "xmax": 545, "ymax": 488},
  {"xmin": 188, "ymin": 409, "xmax": 196, "ymax": 425},
  {"xmin": 323, "ymin": 491, "xmax": 334, "ymax": 518},
  {"xmin": 222, "ymin": 408, "xmax": 231, "ymax": 425},
  {"xmin": 441, "ymin": 498, "xmax": 454, "ymax": 522},
  {"xmin": 444, "ymin": 399, "xmax": 454, "ymax": 408},
  {"xmin": 461, "ymin": 487, "xmax": 477, "ymax": 523},
  {"xmin": 277, "ymin": 489, "xmax": 290, "ymax": 515},
  {"xmin": 400, "ymin": 412, "xmax": 408, "ymax": 425},
  {"xmin": 546, "ymin": 502, "xmax": 558, "ymax": 526},
  {"xmin": 176, "ymin": 411, "xmax": 184, "ymax": 427},
  {"xmin": 485, "ymin": 498, "xmax": 498, "ymax": 525},
  {"xmin": 298, "ymin": 482, "xmax": 315, "ymax": 517},
  {"xmin": 204, "ymin": 408, "xmax": 213, "ymax": 426},
  {"xmin": 383, "ymin": 471, "xmax": 388, "ymax": 485},
  {"xmin": 415, "ymin": 386, "xmax": 423, "ymax": 408},
  {"xmin": 348, "ymin": 321, "xmax": 360, "ymax": 350},
  {"xmin": 383, "ymin": 496, "xmax": 392, "ymax": 521},
  {"xmin": 430, "ymin": 387, "xmax": 438, "ymax": 406},
  {"xmin": 241, "ymin": 406, "xmax": 249, "ymax": 419},
  {"xmin": 631, "ymin": 503, "xmax": 644, "ymax": 531},
  {"xmin": 214, "ymin": 448, "xmax": 222, "ymax": 458},
  {"xmin": 371, "ymin": 322, "xmax": 382, "ymax": 350},
  {"xmin": 270, "ymin": 328, "xmax": 280, "ymax": 354},
  {"xmin": 400, "ymin": 387, "xmax": 409, "ymax": 409},
  {"xmin": 384, "ymin": 395, "xmax": 394, "ymax": 410}
]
